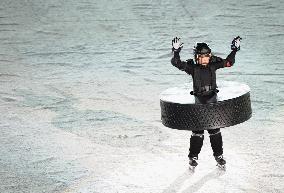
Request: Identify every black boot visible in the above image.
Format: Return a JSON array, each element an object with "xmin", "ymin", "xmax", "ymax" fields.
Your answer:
[
  {"xmin": 189, "ymin": 156, "xmax": 198, "ymax": 167},
  {"xmin": 215, "ymin": 155, "xmax": 226, "ymax": 170},
  {"xmin": 209, "ymin": 131, "xmax": 223, "ymax": 157},
  {"xmin": 214, "ymin": 155, "xmax": 226, "ymax": 166},
  {"xmin": 188, "ymin": 133, "xmax": 204, "ymax": 167}
]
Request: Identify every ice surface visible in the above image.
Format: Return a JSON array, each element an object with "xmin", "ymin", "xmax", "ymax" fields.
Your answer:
[
  {"xmin": 160, "ymin": 81, "xmax": 250, "ymax": 104},
  {"xmin": 0, "ymin": 0, "xmax": 283, "ymax": 193}
]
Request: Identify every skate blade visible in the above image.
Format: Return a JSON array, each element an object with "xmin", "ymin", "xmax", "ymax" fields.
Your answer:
[
  {"xmin": 189, "ymin": 165, "xmax": 196, "ymax": 172},
  {"xmin": 216, "ymin": 164, "xmax": 226, "ymax": 170}
]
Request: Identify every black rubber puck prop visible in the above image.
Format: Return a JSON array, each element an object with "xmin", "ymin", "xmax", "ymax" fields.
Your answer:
[{"xmin": 160, "ymin": 81, "xmax": 252, "ymax": 131}]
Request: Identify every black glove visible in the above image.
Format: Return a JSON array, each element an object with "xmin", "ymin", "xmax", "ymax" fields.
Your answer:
[
  {"xmin": 231, "ymin": 36, "xmax": 242, "ymax": 51},
  {"xmin": 172, "ymin": 37, "xmax": 183, "ymax": 52}
]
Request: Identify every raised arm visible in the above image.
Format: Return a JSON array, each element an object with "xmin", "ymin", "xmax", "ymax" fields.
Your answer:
[
  {"xmin": 171, "ymin": 37, "xmax": 193, "ymax": 74},
  {"xmin": 213, "ymin": 36, "xmax": 242, "ymax": 69}
]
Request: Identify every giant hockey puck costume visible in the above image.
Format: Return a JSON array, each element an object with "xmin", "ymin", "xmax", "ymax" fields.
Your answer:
[{"xmin": 160, "ymin": 36, "xmax": 252, "ymax": 169}]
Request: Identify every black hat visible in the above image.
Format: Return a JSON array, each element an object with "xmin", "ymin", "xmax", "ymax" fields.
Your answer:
[{"xmin": 194, "ymin": 43, "xmax": 211, "ymax": 55}]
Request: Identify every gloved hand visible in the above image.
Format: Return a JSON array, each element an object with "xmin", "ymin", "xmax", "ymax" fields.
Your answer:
[
  {"xmin": 172, "ymin": 37, "xmax": 183, "ymax": 52},
  {"xmin": 231, "ymin": 36, "xmax": 242, "ymax": 51}
]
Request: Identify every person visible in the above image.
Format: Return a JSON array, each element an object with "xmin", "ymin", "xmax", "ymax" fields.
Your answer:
[{"xmin": 171, "ymin": 36, "xmax": 242, "ymax": 168}]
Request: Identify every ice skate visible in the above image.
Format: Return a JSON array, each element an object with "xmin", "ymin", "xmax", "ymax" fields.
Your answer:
[
  {"xmin": 189, "ymin": 156, "xmax": 198, "ymax": 171},
  {"xmin": 215, "ymin": 155, "xmax": 226, "ymax": 170}
]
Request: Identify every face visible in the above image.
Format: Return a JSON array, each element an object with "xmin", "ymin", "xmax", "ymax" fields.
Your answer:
[{"xmin": 197, "ymin": 53, "xmax": 211, "ymax": 66}]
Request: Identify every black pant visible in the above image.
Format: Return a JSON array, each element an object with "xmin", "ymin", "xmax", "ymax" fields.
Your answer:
[
  {"xmin": 194, "ymin": 92, "xmax": 217, "ymax": 104},
  {"xmin": 188, "ymin": 93, "xmax": 223, "ymax": 158}
]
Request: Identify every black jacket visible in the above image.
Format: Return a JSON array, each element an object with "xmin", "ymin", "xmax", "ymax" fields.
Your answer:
[{"xmin": 171, "ymin": 50, "xmax": 237, "ymax": 96}]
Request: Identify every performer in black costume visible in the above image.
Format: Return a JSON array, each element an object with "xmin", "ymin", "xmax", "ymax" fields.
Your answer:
[{"xmin": 171, "ymin": 36, "xmax": 242, "ymax": 167}]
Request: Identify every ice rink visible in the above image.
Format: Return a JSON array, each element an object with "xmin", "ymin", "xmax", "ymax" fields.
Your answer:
[{"xmin": 0, "ymin": 0, "xmax": 283, "ymax": 192}]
